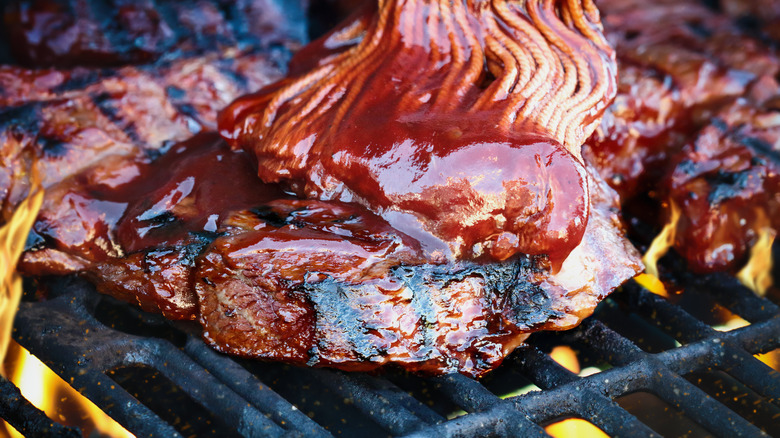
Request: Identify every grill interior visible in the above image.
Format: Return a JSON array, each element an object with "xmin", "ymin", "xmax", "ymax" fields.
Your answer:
[{"xmin": 2, "ymin": 250, "xmax": 779, "ymax": 437}]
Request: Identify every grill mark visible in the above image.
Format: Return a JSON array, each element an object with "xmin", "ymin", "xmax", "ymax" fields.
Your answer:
[
  {"xmin": 38, "ymin": 136, "xmax": 70, "ymax": 157},
  {"xmin": 706, "ymin": 169, "xmax": 753, "ymax": 205},
  {"xmin": 188, "ymin": 2, "xmax": 235, "ymax": 50},
  {"xmin": 699, "ymin": 0, "xmax": 721, "ymax": 13},
  {"xmin": 0, "ymin": 104, "xmax": 44, "ymax": 132},
  {"xmin": 394, "ymin": 266, "xmax": 444, "ymax": 355},
  {"xmin": 50, "ymin": 68, "xmax": 113, "ymax": 94},
  {"xmin": 165, "ymin": 85, "xmax": 187, "ymax": 100},
  {"xmin": 738, "ymin": 135, "xmax": 780, "ymax": 164},
  {"xmin": 249, "ymin": 206, "xmax": 288, "ymax": 228},
  {"xmin": 24, "ymin": 228, "xmax": 47, "ymax": 252},
  {"xmin": 91, "ymin": 91, "xmax": 143, "ymax": 145},
  {"xmin": 305, "ymin": 281, "xmax": 387, "ymax": 363},
  {"xmin": 215, "ymin": 59, "xmax": 250, "ymax": 90}
]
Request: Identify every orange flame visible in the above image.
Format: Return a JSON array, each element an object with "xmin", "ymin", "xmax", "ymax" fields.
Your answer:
[
  {"xmin": 0, "ymin": 168, "xmax": 134, "ymax": 437},
  {"xmin": 0, "ymin": 173, "xmax": 43, "ymax": 366},
  {"xmin": 2, "ymin": 341, "xmax": 135, "ymax": 438},
  {"xmin": 736, "ymin": 228, "xmax": 775, "ymax": 297},
  {"xmin": 637, "ymin": 200, "xmax": 680, "ymax": 297},
  {"xmin": 550, "ymin": 346, "xmax": 580, "ymax": 374},
  {"xmin": 755, "ymin": 350, "xmax": 780, "ymax": 372},
  {"xmin": 634, "ymin": 273, "xmax": 670, "ymax": 298}
]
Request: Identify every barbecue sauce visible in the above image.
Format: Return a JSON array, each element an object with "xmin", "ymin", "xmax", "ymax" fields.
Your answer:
[
  {"xmin": 219, "ymin": 0, "xmax": 617, "ymax": 268},
  {"xmin": 109, "ymin": 133, "xmax": 290, "ymax": 253}
]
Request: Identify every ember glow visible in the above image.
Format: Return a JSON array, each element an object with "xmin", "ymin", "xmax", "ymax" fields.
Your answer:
[
  {"xmin": 755, "ymin": 349, "xmax": 780, "ymax": 372},
  {"xmin": 736, "ymin": 227, "xmax": 775, "ymax": 297}
]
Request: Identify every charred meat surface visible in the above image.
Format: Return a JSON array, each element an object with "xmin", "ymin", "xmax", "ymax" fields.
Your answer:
[
  {"xmin": 0, "ymin": 49, "xmax": 292, "ymax": 274},
  {"xmin": 195, "ymin": 163, "xmax": 640, "ymax": 376}
]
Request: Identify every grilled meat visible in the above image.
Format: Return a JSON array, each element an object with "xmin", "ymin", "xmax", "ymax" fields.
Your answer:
[
  {"xmin": 2, "ymin": 0, "xmax": 303, "ymax": 317},
  {"xmin": 2, "ymin": 0, "xmax": 306, "ymax": 67},
  {"xmin": 665, "ymin": 100, "xmax": 780, "ymax": 272},
  {"xmin": 43, "ymin": 129, "xmax": 640, "ymax": 375},
  {"xmin": 0, "ymin": 0, "xmax": 645, "ymax": 376},
  {"xmin": 37, "ymin": 133, "xmax": 286, "ymax": 319},
  {"xmin": 195, "ymin": 163, "xmax": 640, "ymax": 375},
  {"xmin": 585, "ymin": 0, "xmax": 780, "ymax": 272},
  {"xmin": 2, "ymin": 49, "xmax": 288, "ymax": 266},
  {"xmin": 21, "ymin": 124, "xmax": 640, "ymax": 374}
]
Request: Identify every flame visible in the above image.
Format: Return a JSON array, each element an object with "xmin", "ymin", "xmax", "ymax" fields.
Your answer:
[
  {"xmin": 2, "ymin": 341, "xmax": 135, "ymax": 438},
  {"xmin": 736, "ymin": 228, "xmax": 775, "ymax": 297},
  {"xmin": 633, "ymin": 273, "xmax": 669, "ymax": 298},
  {"xmin": 545, "ymin": 418, "xmax": 610, "ymax": 438},
  {"xmin": 0, "ymin": 168, "xmax": 134, "ymax": 437},
  {"xmin": 637, "ymin": 200, "xmax": 680, "ymax": 297},
  {"xmin": 0, "ymin": 172, "xmax": 43, "ymax": 367},
  {"xmin": 755, "ymin": 350, "xmax": 780, "ymax": 372},
  {"xmin": 550, "ymin": 346, "xmax": 581, "ymax": 374}
]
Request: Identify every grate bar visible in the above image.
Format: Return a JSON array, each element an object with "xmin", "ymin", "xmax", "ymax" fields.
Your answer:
[
  {"xmin": 12, "ymin": 291, "xmax": 184, "ymax": 437},
  {"xmin": 7, "ymin": 270, "xmax": 779, "ymax": 437},
  {"xmin": 402, "ymin": 403, "xmax": 550, "ymax": 438},
  {"xmin": 506, "ymin": 367, "xmax": 658, "ymax": 437},
  {"xmin": 623, "ymin": 283, "xmax": 715, "ymax": 343},
  {"xmin": 513, "ymin": 346, "xmax": 578, "ymax": 389},
  {"xmin": 308, "ymin": 369, "xmax": 433, "ymax": 435},
  {"xmin": 719, "ymin": 346, "xmax": 780, "ymax": 406},
  {"xmin": 578, "ymin": 319, "xmax": 646, "ymax": 366},
  {"xmin": 0, "ymin": 374, "xmax": 81, "ymax": 438},
  {"xmin": 576, "ymin": 391, "xmax": 661, "ymax": 438},
  {"xmin": 11, "ymin": 280, "xmax": 302, "ymax": 438},
  {"xmin": 357, "ymin": 376, "xmax": 444, "ymax": 424},
  {"xmin": 722, "ymin": 316, "xmax": 780, "ymax": 354},
  {"xmin": 674, "ymin": 272, "xmax": 778, "ymax": 323},
  {"xmin": 645, "ymin": 362, "xmax": 769, "ymax": 437},
  {"xmin": 182, "ymin": 336, "xmax": 330, "ymax": 437},
  {"xmin": 80, "ymin": 373, "xmax": 184, "ymax": 438},
  {"xmin": 138, "ymin": 341, "xmax": 288, "ymax": 437},
  {"xmin": 429, "ymin": 374, "xmax": 504, "ymax": 412},
  {"xmin": 510, "ymin": 345, "xmax": 659, "ymax": 437}
]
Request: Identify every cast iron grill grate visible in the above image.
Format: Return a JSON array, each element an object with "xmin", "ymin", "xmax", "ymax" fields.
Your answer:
[{"xmin": 2, "ymin": 264, "xmax": 778, "ymax": 437}]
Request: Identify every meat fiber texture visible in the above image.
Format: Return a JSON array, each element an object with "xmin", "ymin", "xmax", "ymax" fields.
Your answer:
[{"xmin": 0, "ymin": 0, "xmax": 644, "ymax": 377}]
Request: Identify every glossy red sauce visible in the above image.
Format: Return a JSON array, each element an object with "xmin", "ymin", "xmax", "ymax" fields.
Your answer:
[
  {"xmin": 218, "ymin": 0, "xmax": 604, "ymax": 267},
  {"xmin": 222, "ymin": 95, "xmax": 589, "ymax": 266},
  {"xmin": 93, "ymin": 133, "xmax": 291, "ymax": 253},
  {"xmin": 316, "ymin": 114, "xmax": 588, "ymax": 264}
]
